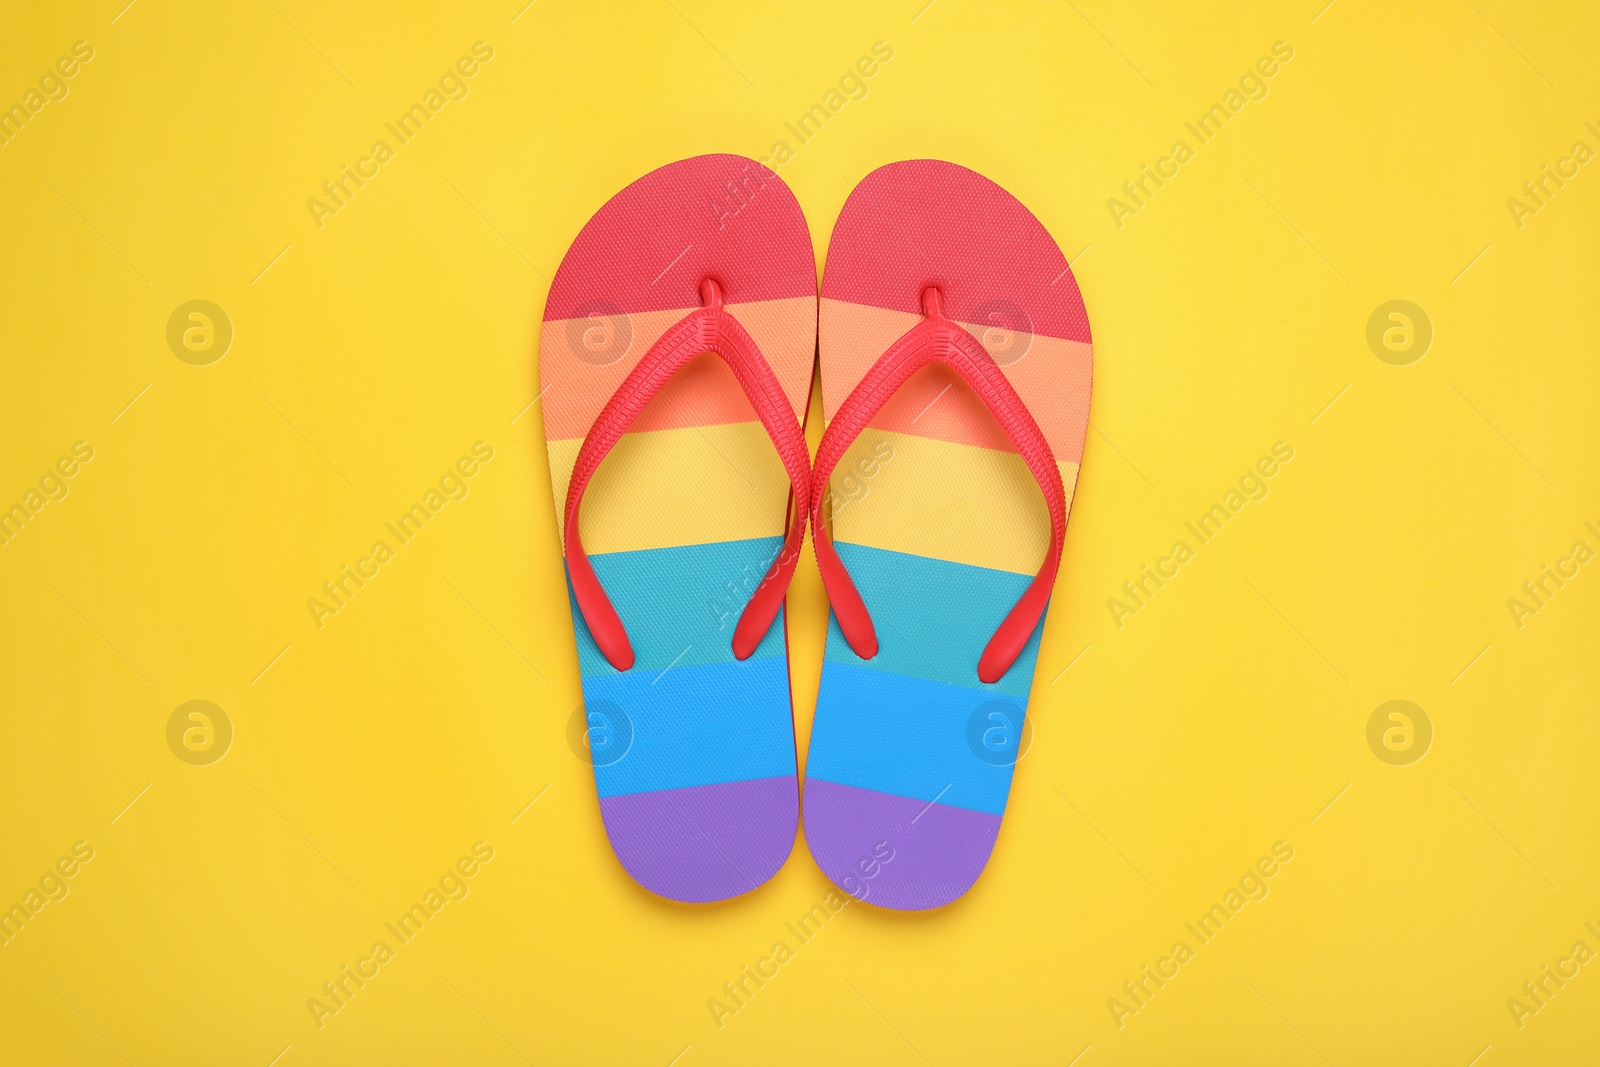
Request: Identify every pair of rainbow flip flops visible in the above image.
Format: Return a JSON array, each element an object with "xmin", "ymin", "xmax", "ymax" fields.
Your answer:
[{"xmin": 540, "ymin": 155, "xmax": 1092, "ymax": 910}]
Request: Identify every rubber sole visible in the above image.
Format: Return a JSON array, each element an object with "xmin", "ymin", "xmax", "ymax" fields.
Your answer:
[
  {"xmin": 805, "ymin": 159, "xmax": 1092, "ymax": 910},
  {"xmin": 541, "ymin": 155, "xmax": 816, "ymax": 903}
]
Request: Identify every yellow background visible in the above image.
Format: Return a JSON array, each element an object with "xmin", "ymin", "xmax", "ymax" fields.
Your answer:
[{"xmin": 2, "ymin": 1, "xmax": 1597, "ymax": 1064}]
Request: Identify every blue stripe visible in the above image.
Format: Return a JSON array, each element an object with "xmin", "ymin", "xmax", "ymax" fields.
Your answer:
[
  {"xmin": 568, "ymin": 537, "xmax": 787, "ymax": 676},
  {"xmin": 807, "ymin": 543, "xmax": 1047, "ymax": 815},
  {"xmin": 806, "ymin": 663, "xmax": 1023, "ymax": 815},
  {"xmin": 826, "ymin": 541, "xmax": 1045, "ymax": 698},
  {"xmin": 582, "ymin": 656, "xmax": 796, "ymax": 797}
]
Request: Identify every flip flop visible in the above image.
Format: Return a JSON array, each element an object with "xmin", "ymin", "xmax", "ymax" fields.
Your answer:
[
  {"xmin": 803, "ymin": 160, "xmax": 1092, "ymax": 910},
  {"xmin": 540, "ymin": 155, "xmax": 815, "ymax": 903}
]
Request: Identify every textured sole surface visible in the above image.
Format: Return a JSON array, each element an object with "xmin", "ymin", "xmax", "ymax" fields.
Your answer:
[
  {"xmin": 805, "ymin": 159, "xmax": 1092, "ymax": 910},
  {"xmin": 541, "ymin": 155, "xmax": 815, "ymax": 903}
]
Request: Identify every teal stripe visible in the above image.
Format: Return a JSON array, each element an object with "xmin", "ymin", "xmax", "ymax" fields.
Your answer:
[
  {"xmin": 581, "ymin": 656, "xmax": 796, "ymax": 797},
  {"xmin": 565, "ymin": 537, "xmax": 795, "ymax": 797},
  {"xmin": 568, "ymin": 537, "xmax": 787, "ymax": 676},
  {"xmin": 825, "ymin": 541, "xmax": 1044, "ymax": 698},
  {"xmin": 808, "ymin": 543, "xmax": 1047, "ymax": 815}
]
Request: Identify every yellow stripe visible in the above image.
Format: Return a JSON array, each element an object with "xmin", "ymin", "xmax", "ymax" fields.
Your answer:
[
  {"xmin": 829, "ymin": 429, "xmax": 1080, "ymax": 575},
  {"xmin": 548, "ymin": 421, "xmax": 791, "ymax": 556}
]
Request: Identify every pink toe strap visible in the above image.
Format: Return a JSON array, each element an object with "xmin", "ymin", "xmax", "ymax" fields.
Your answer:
[
  {"xmin": 811, "ymin": 287, "xmax": 1066, "ymax": 684},
  {"xmin": 564, "ymin": 279, "xmax": 811, "ymax": 671}
]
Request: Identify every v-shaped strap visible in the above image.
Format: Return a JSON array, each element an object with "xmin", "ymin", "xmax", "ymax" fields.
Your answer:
[
  {"xmin": 564, "ymin": 279, "xmax": 811, "ymax": 671},
  {"xmin": 810, "ymin": 287, "xmax": 1067, "ymax": 684}
]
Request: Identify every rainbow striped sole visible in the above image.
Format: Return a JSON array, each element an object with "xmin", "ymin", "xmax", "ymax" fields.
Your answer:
[
  {"xmin": 804, "ymin": 160, "xmax": 1092, "ymax": 910},
  {"xmin": 540, "ymin": 156, "xmax": 815, "ymax": 903}
]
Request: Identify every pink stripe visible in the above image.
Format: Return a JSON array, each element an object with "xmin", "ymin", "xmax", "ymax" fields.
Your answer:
[
  {"xmin": 820, "ymin": 159, "xmax": 1090, "ymax": 343},
  {"xmin": 543, "ymin": 154, "xmax": 815, "ymax": 321}
]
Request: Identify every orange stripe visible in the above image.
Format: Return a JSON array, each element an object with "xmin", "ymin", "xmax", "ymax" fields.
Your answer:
[
  {"xmin": 819, "ymin": 298, "xmax": 1091, "ymax": 464},
  {"xmin": 539, "ymin": 296, "xmax": 814, "ymax": 442}
]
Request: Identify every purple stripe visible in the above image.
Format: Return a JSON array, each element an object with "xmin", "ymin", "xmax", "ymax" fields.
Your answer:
[
  {"xmin": 802, "ymin": 778, "xmax": 1002, "ymax": 911},
  {"xmin": 598, "ymin": 777, "xmax": 797, "ymax": 903}
]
